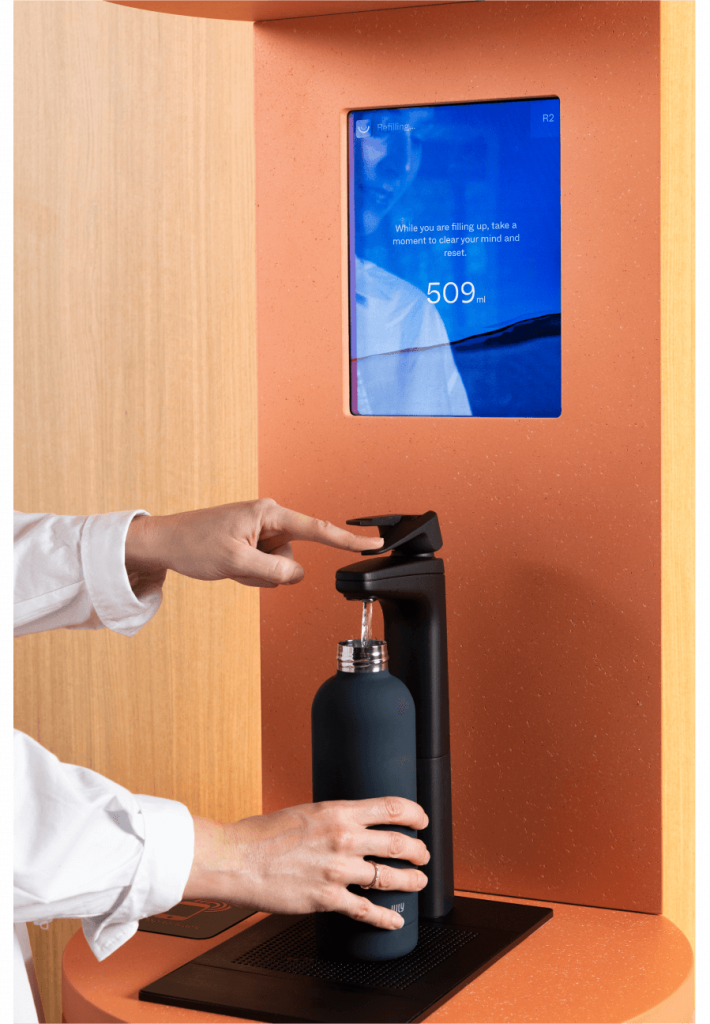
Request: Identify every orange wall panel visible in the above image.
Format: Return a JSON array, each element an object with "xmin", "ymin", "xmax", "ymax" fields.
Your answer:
[{"xmin": 256, "ymin": 1, "xmax": 661, "ymax": 913}]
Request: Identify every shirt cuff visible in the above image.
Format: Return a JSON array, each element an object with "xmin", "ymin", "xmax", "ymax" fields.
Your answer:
[
  {"xmin": 82, "ymin": 796, "xmax": 195, "ymax": 961},
  {"xmin": 81, "ymin": 511, "xmax": 162, "ymax": 637}
]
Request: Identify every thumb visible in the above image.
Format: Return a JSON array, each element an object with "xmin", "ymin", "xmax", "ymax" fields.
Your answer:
[{"xmin": 229, "ymin": 542, "xmax": 304, "ymax": 587}]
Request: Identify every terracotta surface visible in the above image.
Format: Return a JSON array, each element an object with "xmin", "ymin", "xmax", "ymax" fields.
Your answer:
[
  {"xmin": 61, "ymin": 893, "xmax": 693, "ymax": 1023},
  {"xmin": 107, "ymin": 1, "xmax": 465, "ymax": 23},
  {"xmin": 255, "ymin": 0, "xmax": 662, "ymax": 914}
]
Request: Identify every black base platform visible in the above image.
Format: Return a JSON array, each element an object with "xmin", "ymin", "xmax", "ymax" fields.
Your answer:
[{"xmin": 139, "ymin": 896, "xmax": 552, "ymax": 1023}]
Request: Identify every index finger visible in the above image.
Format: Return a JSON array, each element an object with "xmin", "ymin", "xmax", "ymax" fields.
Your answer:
[
  {"xmin": 351, "ymin": 796, "xmax": 429, "ymax": 831},
  {"xmin": 271, "ymin": 507, "xmax": 384, "ymax": 553}
]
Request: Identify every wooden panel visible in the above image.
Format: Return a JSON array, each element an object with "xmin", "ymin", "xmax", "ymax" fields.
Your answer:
[
  {"xmin": 660, "ymin": 0, "xmax": 695, "ymax": 949},
  {"xmin": 108, "ymin": 1, "xmax": 468, "ymax": 24},
  {"xmin": 14, "ymin": 2, "xmax": 259, "ymax": 1021},
  {"xmin": 256, "ymin": 0, "xmax": 664, "ymax": 915}
]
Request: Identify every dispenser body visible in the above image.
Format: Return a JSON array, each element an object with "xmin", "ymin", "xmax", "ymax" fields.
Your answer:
[
  {"xmin": 312, "ymin": 667, "xmax": 418, "ymax": 960},
  {"xmin": 336, "ymin": 555, "xmax": 455, "ymax": 919}
]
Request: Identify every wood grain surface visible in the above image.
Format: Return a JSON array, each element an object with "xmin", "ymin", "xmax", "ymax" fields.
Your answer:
[
  {"xmin": 660, "ymin": 0, "xmax": 695, "ymax": 950},
  {"xmin": 14, "ymin": 2, "xmax": 259, "ymax": 1020}
]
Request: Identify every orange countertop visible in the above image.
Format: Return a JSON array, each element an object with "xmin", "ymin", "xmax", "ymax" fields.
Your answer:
[{"xmin": 62, "ymin": 892, "xmax": 693, "ymax": 1024}]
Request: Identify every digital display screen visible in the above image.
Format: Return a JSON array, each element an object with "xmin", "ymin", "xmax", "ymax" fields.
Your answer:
[{"xmin": 348, "ymin": 98, "xmax": 561, "ymax": 417}]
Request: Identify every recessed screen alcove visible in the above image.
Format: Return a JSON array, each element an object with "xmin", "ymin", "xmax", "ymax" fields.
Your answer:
[{"xmin": 348, "ymin": 97, "xmax": 561, "ymax": 417}]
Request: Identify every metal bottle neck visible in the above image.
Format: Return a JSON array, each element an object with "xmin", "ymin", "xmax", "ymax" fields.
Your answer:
[{"xmin": 337, "ymin": 639, "xmax": 388, "ymax": 673}]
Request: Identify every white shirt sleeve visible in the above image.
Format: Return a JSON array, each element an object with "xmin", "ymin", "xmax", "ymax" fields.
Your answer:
[
  {"xmin": 14, "ymin": 509, "xmax": 163, "ymax": 636},
  {"xmin": 13, "ymin": 510, "xmax": 195, "ymax": 965},
  {"xmin": 14, "ymin": 732, "xmax": 195, "ymax": 960}
]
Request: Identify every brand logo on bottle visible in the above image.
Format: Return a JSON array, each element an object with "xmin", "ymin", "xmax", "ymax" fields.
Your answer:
[{"xmin": 391, "ymin": 902, "xmax": 405, "ymax": 914}]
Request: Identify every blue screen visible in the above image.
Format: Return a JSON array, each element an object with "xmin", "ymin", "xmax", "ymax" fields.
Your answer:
[{"xmin": 348, "ymin": 98, "xmax": 561, "ymax": 417}]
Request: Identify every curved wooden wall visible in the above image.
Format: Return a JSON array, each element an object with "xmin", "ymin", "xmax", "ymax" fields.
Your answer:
[{"xmin": 14, "ymin": 3, "xmax": 258, "ymax": 1020}]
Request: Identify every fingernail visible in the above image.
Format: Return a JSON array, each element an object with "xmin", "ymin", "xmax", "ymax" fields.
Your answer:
[
  {"xmin": 418, "ymin": 872, "xmax": 428, "ymax": 888},
  {"xmin": 392, "ymin": 915, "xmax": 404, "ymax": 929}
]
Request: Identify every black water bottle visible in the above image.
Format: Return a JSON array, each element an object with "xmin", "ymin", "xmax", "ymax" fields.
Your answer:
[{"xmin": 312, "ymin": 637, "xmax": 418, "ymax": 960}]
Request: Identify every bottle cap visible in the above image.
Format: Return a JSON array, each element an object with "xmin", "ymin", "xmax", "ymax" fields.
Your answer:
[{"xmin": 337, "ymin": 639, "xmax": 388, "ymax": 673}]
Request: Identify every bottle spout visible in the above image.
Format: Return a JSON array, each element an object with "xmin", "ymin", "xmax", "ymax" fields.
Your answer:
[{"xmin": 337, "ymin": 638, "xmax": 388, "ymax": 673}]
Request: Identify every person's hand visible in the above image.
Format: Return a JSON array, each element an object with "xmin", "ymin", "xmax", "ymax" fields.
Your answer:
[
  {"xmin": 183, "ymin": 797, "xmax": 429, "ymax": 930},
  {"xmin": 125, "ymin": 498, "xmax": 383, "ymax": 589}
]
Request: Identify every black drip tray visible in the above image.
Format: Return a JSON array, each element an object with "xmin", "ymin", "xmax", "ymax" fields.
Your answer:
[
  {"xmin": 230, "ymin": 915, "xmax": 477, "ymax": 990},
  {"xmin": 140, "ymin": 895, "xmax": 552, "ymax": 1023}
]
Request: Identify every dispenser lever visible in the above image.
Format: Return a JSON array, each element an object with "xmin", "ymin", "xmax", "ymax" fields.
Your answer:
[{"xmin": 347, "ymin": 511, "xmax": 443, "ymax": 557}]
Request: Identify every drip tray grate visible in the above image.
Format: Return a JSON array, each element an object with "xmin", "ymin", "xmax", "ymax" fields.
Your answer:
[
  {"xmin": 229, "ymin": 916, "xmax": 477, "ymax": 990},
  {"xmin": 140, "ymin": 896, "xmax": 554, "ymax": 1023}
]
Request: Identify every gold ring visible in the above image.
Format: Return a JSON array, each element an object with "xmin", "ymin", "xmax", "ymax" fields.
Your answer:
[{"xmin": 360, "ymin": 861, "xmax": 380, "ymax": 890}]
